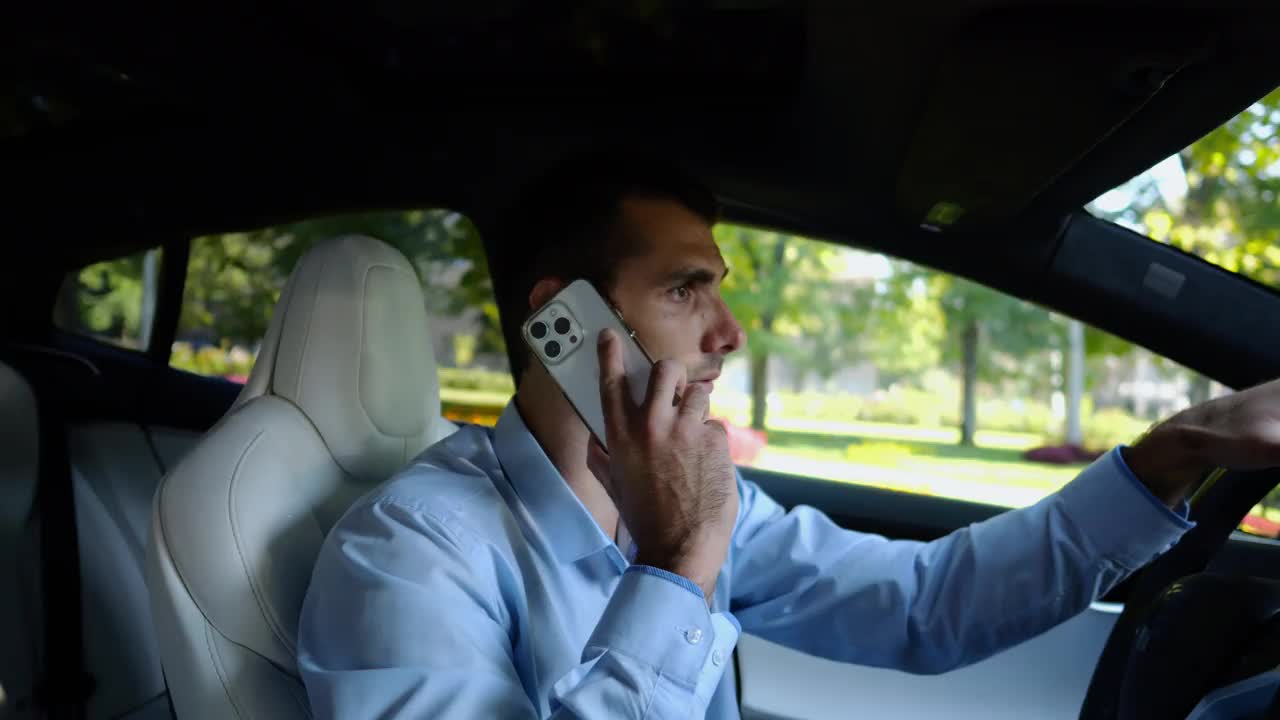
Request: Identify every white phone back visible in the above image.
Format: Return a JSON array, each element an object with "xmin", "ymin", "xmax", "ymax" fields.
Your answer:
[{"xmin": 522, "ymin": 279, "xmax": 653, "ymax": 448}]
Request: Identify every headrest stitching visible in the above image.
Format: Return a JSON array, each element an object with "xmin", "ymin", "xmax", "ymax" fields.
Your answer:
[
  {"xmin": 226, "ymin": 429, "xmax": 297, "ymax": 660},
  {"xmin": 288, "ymin": 252, "xmax": 334, "ymax": 405}
]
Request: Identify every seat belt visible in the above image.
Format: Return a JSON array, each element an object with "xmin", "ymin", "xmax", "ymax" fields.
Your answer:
[{"xmin": 11, "ymin": 348, "xmax": 93, "ymax": 719}]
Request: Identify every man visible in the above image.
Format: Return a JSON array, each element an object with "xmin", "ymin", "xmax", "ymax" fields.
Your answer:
[{"xmin": 297, "ymin": 151, "xmax": 1280, "ymax": 718}]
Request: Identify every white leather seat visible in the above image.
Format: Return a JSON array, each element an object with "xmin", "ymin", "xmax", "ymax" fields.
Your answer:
[
  {"xmin": 146, "ymin": 235, "xmax": 457, "ymax": 719},
  {"xmin": 2, "ymin": 348, "xmax": 178, "ymax": 720},
  {"xmin": 71, "ymin": 421, "xmax": 190, "ymax": 719}
]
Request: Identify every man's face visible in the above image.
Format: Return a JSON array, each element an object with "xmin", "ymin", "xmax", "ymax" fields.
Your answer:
[{"xmin": 606, "ymin": 196, "xmax": 747, "ymax": 393}]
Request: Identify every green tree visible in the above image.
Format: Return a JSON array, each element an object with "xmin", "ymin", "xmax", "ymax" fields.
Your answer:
[
  {"xmin": 718, "ymin": 226, "xmax": 823, "ymax": 430},
  {"xmin": 866, "ymin": 260, "xmax": 946, "ymax": 383},
  {"xmin": 74, "ymin": 255, "xmax": 147, "ymax": 341},
  {"xmin": 58, "ymin": 249, "xmax": 162, "ymax": 349},
  {"xmin": 929, "ymin": 275, "xmax": 1060, "ymax": 445},
  {"xmin": 1137, "ymin": 88, "xmax": 1280, "ymax": 403},
  {"xmin": 1150, "ymin": 89, "xmax": 1280, "ymax": 284},
  {"xmin": 716, "ymin": 225, "xmax": 942, "ymax": 431},
  {"xmin": 179, "ymin": 233, "xmax": 283, "ymax": 346}
]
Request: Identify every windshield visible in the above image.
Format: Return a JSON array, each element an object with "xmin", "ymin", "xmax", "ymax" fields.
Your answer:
[{"xmin": 1088, "ymin": 87, "xmax": 1280, "ymax": 288}]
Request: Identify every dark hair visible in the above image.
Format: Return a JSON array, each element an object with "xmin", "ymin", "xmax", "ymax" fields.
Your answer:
[{"xmin": 496, "ymin": 149, "xmax": 720, "ymax": 381}]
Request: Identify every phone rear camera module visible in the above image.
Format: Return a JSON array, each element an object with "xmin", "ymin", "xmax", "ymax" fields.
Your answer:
[
  {"xmin": 544, "ymin": 340, "xmax": 562, "ymax": 358},
  {"xmin": 530, "ymin": 321, "xmax": 548, "ymax": 339},
  {"xmin": 554, "ymin": 317, "xmax": 571, "ymax": 335}
]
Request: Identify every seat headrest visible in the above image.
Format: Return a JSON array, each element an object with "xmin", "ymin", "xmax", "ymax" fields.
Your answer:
[{"xmin": 234, "ymin": 235, "xmax": 448, "ymax": 483}]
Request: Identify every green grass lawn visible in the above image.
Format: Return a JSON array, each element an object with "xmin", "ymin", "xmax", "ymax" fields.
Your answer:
[
  {"xmin": 748, "ymin": 426, "xmax": 1085, "ymax": 509},
  {"xmin": 760, "ymin": 417, "xmax": 1044, "ymax": 450},
  {"xmin": 439, "ymin": 388, "xmax": 1083, "ymax": 509}
]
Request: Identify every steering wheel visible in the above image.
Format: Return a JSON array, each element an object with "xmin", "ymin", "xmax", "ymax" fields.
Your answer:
[{"xmin": 1078, "ymin": 467, "xmax": 1280, "ymax": 719}]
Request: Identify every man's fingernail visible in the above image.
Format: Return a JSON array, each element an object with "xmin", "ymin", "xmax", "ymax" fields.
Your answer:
[{"xmin": 598, "ymin": 328, "xmax": 615, "ymax": 346}]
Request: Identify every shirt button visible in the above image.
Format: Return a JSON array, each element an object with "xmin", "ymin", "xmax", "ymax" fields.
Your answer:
[
  {"xmin": 712, "ymin": 649, "xmax": 725, "ymax": 666},
  {"xmin": 684, "ymin": 628, "xmax": 703, "ymax": 645}
]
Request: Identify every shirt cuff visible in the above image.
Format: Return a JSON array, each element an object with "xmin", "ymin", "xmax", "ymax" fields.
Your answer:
[
  {"xmin": 694, "ymin": 614, "xmax": 740, "ymax": 705},
  {"xmin": 1114, "ymin": 444, "xmax": 1193, "ymax": 522},
  {"xmin": 627, "ymin": 564, "xmax": 705, "ymax": 600},
  {"xmin": 1057, "ymin": 446, "xmax": 1195, "ymax": 571},
  {"xmin": 587, "ymin": 568, "xmax": 739, "ymax": 690}
]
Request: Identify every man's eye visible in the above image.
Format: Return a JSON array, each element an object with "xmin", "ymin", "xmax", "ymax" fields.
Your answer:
[{"xmin": 669, "ymin": 285, "xmax": 692, "ymax": 302}]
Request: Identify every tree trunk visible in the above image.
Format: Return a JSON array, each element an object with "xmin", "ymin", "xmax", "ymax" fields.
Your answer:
[
  {"xmin": 749, "ymin": 350, "xmax": 770, "ymax": 431},
  {"xmin": 960, "ymin": 319, "xmax": 980, "ymax": 446},
  {"xmin": 1132, "ymin": 351, "xmax": 1151, "ymax": 418},
  {"xmin": 744, "ymin": 235, "xmax": 787, "ymax": 433},
  {"xmin": 1065, "ymin": 319, "xmax": 1085, "ymax": 445}
]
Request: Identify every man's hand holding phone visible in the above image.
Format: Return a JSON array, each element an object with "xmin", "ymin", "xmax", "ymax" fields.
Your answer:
[{"xmin": 593, "ymin": 328, "xmax": 738, "ymax": 602}]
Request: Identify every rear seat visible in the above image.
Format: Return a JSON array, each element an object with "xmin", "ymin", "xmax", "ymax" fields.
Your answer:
[
  {"xmin": 1, "ymin": 349, "xmax": 199, "ymax": 720},
  {"xmin": 0, "ymin": 360, "xmax": 41, "ymax": 719},
  {"xmin": 69, "ymin": 422, "xmax": 198, "ymax": 719}
]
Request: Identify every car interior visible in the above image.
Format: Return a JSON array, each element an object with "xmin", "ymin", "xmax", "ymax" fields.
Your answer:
[{"xmin": 3, "ymin": 2, "xmax": 1280, "ymax": 719}]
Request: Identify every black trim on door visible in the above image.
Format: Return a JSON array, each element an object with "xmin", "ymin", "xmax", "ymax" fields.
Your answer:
[{"xmin": 47, "ymin": 330, "xmax": 241, "ymax": 431}]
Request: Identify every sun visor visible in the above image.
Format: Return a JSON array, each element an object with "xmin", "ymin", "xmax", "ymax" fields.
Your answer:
[{"xmin": 896, "ymin": 10, "xmax": 1217, "ymax": 230}]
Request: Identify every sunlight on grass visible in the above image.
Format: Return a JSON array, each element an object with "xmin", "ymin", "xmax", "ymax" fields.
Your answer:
[
  {"xmin": 762, "ymin": 417, "xmax": 1043, "ymax": 450},
  {"xmin": 440, "ymin": 387, "xmax": 513, "ymax": 406},
  {"xmin": 750, "ymin": 433, "xmax": 1083, "ymax": 509}
]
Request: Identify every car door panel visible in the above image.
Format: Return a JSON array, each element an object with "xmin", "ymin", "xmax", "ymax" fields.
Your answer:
[
  {"xmin": 739, "ymin": 604, "xmax": 1120, "ymax": 720},
  {"xmin": 734, "ymin": 465, "xmax": 1280, "ymax": 719},
  {"xmin": 15, "ymin": 338, "xmax": 230, "ymax": 720}
]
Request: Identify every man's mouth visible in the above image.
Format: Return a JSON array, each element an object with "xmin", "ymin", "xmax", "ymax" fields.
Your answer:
[{"xmin": 690, "ymin": 371, "xmax": 720, "ymax": 391}]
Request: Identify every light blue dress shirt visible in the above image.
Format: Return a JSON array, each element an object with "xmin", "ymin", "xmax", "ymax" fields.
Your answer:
[{"xmin": 297, "ymin": 401, "xmax": 1192, "ymax": 719}]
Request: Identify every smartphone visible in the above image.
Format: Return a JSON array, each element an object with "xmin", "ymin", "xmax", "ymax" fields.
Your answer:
[{"xmin": 521, "ymin": 279, "xmax": 654, "ymax": 448}]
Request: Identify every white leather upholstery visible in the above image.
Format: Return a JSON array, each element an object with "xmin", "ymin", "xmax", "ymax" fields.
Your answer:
[
  {"xmin": 0, "ymin": 360, "xmax": 40, "ymax": 719},
  {"xmin": 0, "ymin": 351, "xmax": 178, "ymax": 720},
  {"xmin": 70, "ymin": 423, "xmax": 188, "ymax": 719},
  {"xmin": 147, "ymin": 235, "xmax": 456, "ymax": 719}
]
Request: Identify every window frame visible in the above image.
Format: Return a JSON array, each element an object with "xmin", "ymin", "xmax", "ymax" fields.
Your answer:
[{"xmin": 145, "ymin": 238, "xmax": 191, "ymax": 363}]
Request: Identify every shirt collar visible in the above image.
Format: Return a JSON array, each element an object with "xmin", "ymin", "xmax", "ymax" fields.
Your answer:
[{"xmin": 494, "ymin": 400, "xmax": 615, "ymax": 564}]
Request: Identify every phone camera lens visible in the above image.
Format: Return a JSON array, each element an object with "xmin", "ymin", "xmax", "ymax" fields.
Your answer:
[
  {"xmin": 554, "ymin": 317, "xmax": 571, "ymax": 335},
  {"xmin": 530, "ymin": 321, "xmax": 548, "ymax": 339},
  {"xmin": 570, "ymin": 335, "xmax": 578, "ymax": 344},
  {"xmin": 545, "ymin": 340, "xmax": 561, "ymax": 358}
]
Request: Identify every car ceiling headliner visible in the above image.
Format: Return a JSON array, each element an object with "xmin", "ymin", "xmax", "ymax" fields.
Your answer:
[{"xmin": 3, "ymin": 0, "xmax": 1279, "ymax": 269}]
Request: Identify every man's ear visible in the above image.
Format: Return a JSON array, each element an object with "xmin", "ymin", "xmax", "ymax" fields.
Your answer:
[{"xmin": 528, "ymin": 277, "xmax": 566, "ymax": 312}]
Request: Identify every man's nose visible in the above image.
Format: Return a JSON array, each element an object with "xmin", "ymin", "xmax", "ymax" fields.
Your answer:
[{"xmin": 704, "ymin": 297, "xmax": 746, "ymax": 356}]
